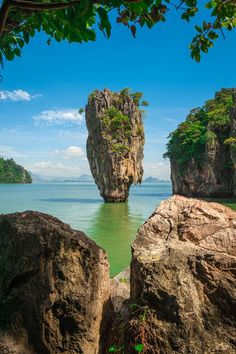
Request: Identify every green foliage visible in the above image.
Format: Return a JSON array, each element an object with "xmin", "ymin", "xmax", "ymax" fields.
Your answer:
[
  {"xmin": 102, "ymin": 106, "xmax": 130, "ymax": 129},
  {"xmin": 119, "ymin": 277, "xmax": 129, "ymax": 284},
  {"xmin": 134, "ymin": 343, "xmax": 144, "ymax": 352},
  {"xmin": 165, "ymin": 88, "xmax": 235, "ymax": 167},
  {"xmin": 0, "ymin": 157, "xmax": 32, "ymax": 183},
  {"xmin": 205, "ymin": 130, "xmax": 216, "ymax": 147},
  {"xmin": 119, "ymin": 89, "xmax": 149, "ymax": 107},
  {"xmin": 111, "ymin": 143, "xmax": 129, "ymax": 155},
  {"xmin": 79, "ymin": 108, "xmax": 84, "ymax": 114},
  {"xmin": 190, "ymin": 1, "xmax": 236, "ymax": 61},
  {"xmin": 101, "ymin": 106, "xmax": 131, "ymax": 155},
  {"xmin": 141, "ymin": 100, "xmax": 149, "ymax": 107},
  {"xmin": 108, "ymin": 344, "xmax": 125, "ymax": 353},
  {"xmin": 0, "ymin": 0, "xmax": 235, "ymax": 67},
  {"xmin": 224, "ymin": 137, "xmax": 236, "ymax": 146},
  {"xmin": 137, "ymin": 126, "xmax": 144, "ymax": 136},
  {"xmin": 90, "ymin": 89, "xmax": 145, "ymax": 156},
  {"xmin": 131, "ymin": 92, "xmax": 143, "ymax": 106},
  {"xmin": 120, "ymin": 88, "xmax": 131, "ymax": 96},
  {"xmin": 164, "ymin": 120, "xmax": 207, "ymax": 165}
]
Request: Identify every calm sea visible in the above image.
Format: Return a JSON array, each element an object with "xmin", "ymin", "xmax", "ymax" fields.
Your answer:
[{"xmin": 0, "ymin": 182, "xmax": 172, "ymax": 276}]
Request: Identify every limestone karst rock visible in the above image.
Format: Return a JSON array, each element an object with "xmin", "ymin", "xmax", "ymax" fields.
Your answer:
[
  {"xmin": 85, "ymin": 89, "xmax": 145, "ymax": 202},
  {"xmin": 166, "ymin": 88, "xmax": 236, "ymax": 197},
  {"xmin": 0, "ymin": 211, "xmax": 110, "ymax": 354}
]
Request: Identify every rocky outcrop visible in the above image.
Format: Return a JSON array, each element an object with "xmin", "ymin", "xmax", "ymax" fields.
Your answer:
[
  {"xmin": 0, "ymin": 211, "xmax": 110, "ymax": 354},
  {"xmin": 85, "ymin": 89, "xmax": 144, "ymax": 202},
  {"xmin": 129, "ymin": 195, "xmax": 236, "ymax": 353},
  {"xmin": 104, "ymin": 195, "xmax": 236, "ymax": 353},
  {"xmin": 0, "ymin": 157, "xmax": 32, "ymax": 184},
  {"xmin": 168, "ymin": 88, "xmax": 236, "ymax": 197},
  {"xmin": 1, "ymin": 197, "xmax": 236, "ymax": 353}
]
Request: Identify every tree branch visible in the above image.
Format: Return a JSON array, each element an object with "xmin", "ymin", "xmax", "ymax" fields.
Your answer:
[
  {"xmin": 10, "ymin": 0, "xmax": 81, "ymax": 11},
  {"xmin": 0, "ymin": 0, "xmax": 11, "ymax": 37}
]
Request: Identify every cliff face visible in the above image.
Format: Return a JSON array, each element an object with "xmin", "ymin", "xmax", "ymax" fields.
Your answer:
[
  {"xmin": 0, "ymin": 157, "xmax": 32, "ymax": 184},
  {"xmin": 85, "ymin": 89, "xmax": 145, "ymax": 202},
  {"xmin": 166, "ymin": 88, "xmax": 236, "ymax": 197}
]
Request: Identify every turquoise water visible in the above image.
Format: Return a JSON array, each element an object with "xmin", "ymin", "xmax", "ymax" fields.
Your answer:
[{"xmin": 0, "ymin": 182, "xmax": 172, "ymax": 276}]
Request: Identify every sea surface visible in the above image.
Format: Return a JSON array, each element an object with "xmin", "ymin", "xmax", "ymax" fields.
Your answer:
[{"xmin": 0, "ymin": 182, "xmax": 172, "ymax": 276}]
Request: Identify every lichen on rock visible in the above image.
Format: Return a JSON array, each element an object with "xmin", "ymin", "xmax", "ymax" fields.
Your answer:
[{"xmin": 85, "ymin": 88, "xmax": 145, "ymax": 202}]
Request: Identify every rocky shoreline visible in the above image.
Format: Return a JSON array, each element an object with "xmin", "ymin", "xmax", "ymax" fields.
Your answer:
[{"xmin": 0, "ymin": 195, "xmax": 235, "ymax": 353}]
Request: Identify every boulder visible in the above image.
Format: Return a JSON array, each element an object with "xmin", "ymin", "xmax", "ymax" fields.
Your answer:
[
  {"xmin": 128, "ymin": 195, "xmax": 236, "ymax": 353},
  {"xmin": 0, "ymin": 211, "xmax": 110, "ymax": 354}
]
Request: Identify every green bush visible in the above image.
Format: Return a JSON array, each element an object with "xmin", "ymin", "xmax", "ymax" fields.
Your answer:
[{"xmin": 164, "ymin": 89, "xmax": 235, "ymax": 167}]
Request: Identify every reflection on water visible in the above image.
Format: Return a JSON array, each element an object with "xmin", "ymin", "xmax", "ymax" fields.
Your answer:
[
  {"xmin": 0, "ymin": 182, "xmax": 172, "ymax": 276},
  {"xmin": 39, "ymin": 198, "xmax": 102, "ymax": 204},
  {"xmin": 204, "ymin": 197, "xmax": 236, "ymax": 211},
  {"xmin": 132, "ymin": 192, "xmax": 171, "ymax": 198},
  {"xmin": 88, "ymin": 202, "xmax": 143, "ymax": 277}
]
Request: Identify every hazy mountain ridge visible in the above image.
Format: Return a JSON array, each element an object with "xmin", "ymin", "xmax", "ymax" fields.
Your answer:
[{"xmin": 30, "ymin": 173, "xmax": 94, "ymax": 182}]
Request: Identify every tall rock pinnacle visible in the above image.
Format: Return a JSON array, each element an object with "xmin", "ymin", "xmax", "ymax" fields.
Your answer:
[{"xmin": 85, "ymin": 88, "xmax": 145, "ymax": 202}]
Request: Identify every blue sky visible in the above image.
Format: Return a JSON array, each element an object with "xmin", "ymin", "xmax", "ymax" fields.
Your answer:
[{"xmin": 0, "ymin": 8, "xmax": 235, "ymax": 179}]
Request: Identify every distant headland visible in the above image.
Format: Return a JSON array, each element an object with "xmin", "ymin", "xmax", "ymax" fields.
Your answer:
[{"xmin": 0, "ymin": 157, "xmax": 32, "ymax": 184}]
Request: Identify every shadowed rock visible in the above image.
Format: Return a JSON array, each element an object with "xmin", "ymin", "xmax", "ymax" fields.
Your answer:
[
  {"xmin": 0, "ymin": 211, "xmax": 110, "ymax": 354},
  {"xmin": 85, "ymin": 89, "xmax": 144, "ymax": 202}
]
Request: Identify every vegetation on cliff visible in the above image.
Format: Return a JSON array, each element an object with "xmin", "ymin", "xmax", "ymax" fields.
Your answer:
[
  {"xmin": 164, "ymin": 88, "xmax": 235, "ymax": 167},
  {"xmin": 89, "ymin": 89, "xmax": 147, "ymax": 155},
  {"xmin": 86, "ymin": 88, "xmax": 145, "ymax": 202},
  {"xmin": 0, "ymin": 157, "xmax": 32, "ymax": 183}
]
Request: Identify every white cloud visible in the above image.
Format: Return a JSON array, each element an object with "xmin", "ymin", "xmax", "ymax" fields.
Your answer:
[
  {"xmin": 64, "ymin": 146, "xmax": 84, "ymax": 158},
  {"xmin": 0, "ymin": 145, "xmax": 26, "ymax": 158},
  {"xmin": 51, "ymin": 145, "xmax": 85, "ymax": 159},
  {"xmin": 143, "ymin": 160, "xmax": 170, "ymax": 180},
  {"xmin": 29, "ymin": 161, "xmax": 81, "ymax": 177},
  {"xmin": 0, "ymin": 89, "xmax": 41, "ymax": 101},
  {"xmin": 33, "ymin": 109, "xmax": 84, "ymax": 126}
]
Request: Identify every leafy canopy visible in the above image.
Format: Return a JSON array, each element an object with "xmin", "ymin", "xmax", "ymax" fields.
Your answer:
[
  {"xmin": 0, "ymin": 0, "xmax": 235, "ymax": 68},
  {"xmin": 164, "ymin": 88, "xmax": 235, "ymax": 167}
]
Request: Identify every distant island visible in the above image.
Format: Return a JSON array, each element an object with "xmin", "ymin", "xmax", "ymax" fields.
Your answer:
[
  {"xmin": 143, "ymin": 176, "xmax": 170, "ymax": 183},
  {"xmin": 0, "ymin": 157, "xmax": 32, "ymax": 184},
  {"xmin": 30, "ymin": 173, "xmax": 94, "ymax": 183}
]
